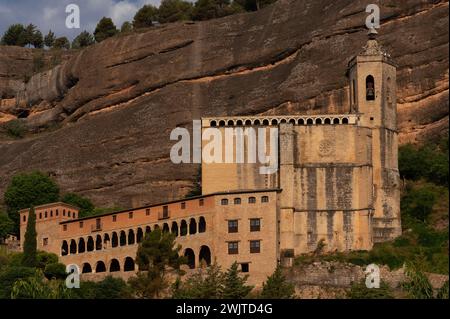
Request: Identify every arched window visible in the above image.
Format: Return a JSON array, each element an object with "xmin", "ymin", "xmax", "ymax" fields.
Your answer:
[
  {"xmin": 271, "ymin": 119, "xmax": 278, "ymax": 125},
  {"xmin": 180, "ymin": 220, "xmax": 188, "ymax": 236},
  {"xmin": 189, "ymin": 218, "xmax": 197, "ymax": 235},
  {"xmin": 111, "ymin": 232, "xmax": 118, "ymax": 248},
  {"xmin": 227, "ymin": 120, "xmax": 234, "ymax": 126},
  {"xmin": 219, "ymin": 120, "xmax": 226, "ymax": 127},
  {"xmin": 82, "ymin": 263, "xmax": 92, "ymax": 274},
  {"xmin": 366, "ymin": 75, "xmax": 375, "ymax": 100},
  {"xmin": 221, "ymin": 198, "xmax": 228, "ymax": 205},
  {"xmin": 184, "ymin": 248, "xmax": 195, "ymax": 269},
  {"xmin": 210, "ymin": 120, "xmax": 217, "ymax": 127},
  {"xmin": 95, "ymin": 261, "xmax": 106, "ymax": 273},
  {"xmin": 198, "ymin": 217, "xmax": 206, "ymax": 233},
  {"xmin": 289, "ymin": 119, "xmax": 296, "ymax": 124},
  {"xmin": 171, "ymin": 222, "xmax": 179, "ymax": 236},
  {"xmin": 136, "ymin": 228, "xmax": 144, "ymax": 243},
  {"xmin": 280, "ymin": 119, "xmax": 287, "ymax": 123},
  {"xmin": 145, "ymin": 226, "xmax": 151, "ymax": 235},
  {"xmin": 78, "ymin": 238, "xmax": 86, "ymax": 253},
  {"xmin": 248, "ymin": 197, "xmax": 256, "ymax": 204},
  {"xmin": 70, "ymin": 239, "xmax": 77, "ymax": 254},
  {"xmin": 263, "ymin": 119, "xmax": 269, "ymax": 125},
  {"xmin": 254, "ymin": 119, "xmax": 261, "ymax": 125},
  {"xmin": 236, "ymin": 120, "xmax": 243, "ymax": 126},
  {"xmin": 324, "ymin": 118, "xmax": 331, "ymax": 124},
  {"xmin": 307, "ymin": 118, "xmax": 313, "ymax": 125},
  {"xmin": 298, "ymin": 118, "xmax": 305, "ymax": 125},
  {"xmin": 124, "ymin": 257, "xmax": 135, "ymax": 272},
  {"xmin": 61, "ymin": 241, "xmax": 68, "ymax": 256},
  {"xmin": 162, "ymin": 223, "xmax": 169, "ymax": 233},
  {"xmin": 342, "ymin": 118, "xmax": 349, "ymax": 124},
  {"xmin": 333, "ymin": 118, "xmax": 340, "ymax": 124},
  {"xmin": 104, "ymin": 233, "xmax": 110, "ymax": 248},
  {"xmin": 87, "ymin": 236, "xmax": 94, "ymax": 252},
  {"xmin": 96, "ymin": 235, "xmax": 102, "ymax": 250},
  {"xmin": 234, "ymin": 198, "xmax": 241, "ymax": 205},
  {"xmin": 316, "ymin": 118, "xmax": 322, "ymax": 125},
  {"xmin": 245, "ymin": 120, "xmax": 252, "ymax": 126},
  {"xmin": 199, "ymin": 245, "xmax": 211, "ymax": 267},
  {"xmin": 119, "ymin": 231, "xmax": 127, "ymax": 246},
  {"xmin": 110, "ymin": 259, "xmax": 120, "ymax": 272},
  {"xmin": 128, "ymin": 229, "xmax": 135, "ymax": 245}
]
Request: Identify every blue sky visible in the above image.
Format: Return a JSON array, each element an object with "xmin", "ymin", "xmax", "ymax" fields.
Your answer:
[{"xmin": 0, "ymin": 0, "xmax": 190, "ymax": 40}]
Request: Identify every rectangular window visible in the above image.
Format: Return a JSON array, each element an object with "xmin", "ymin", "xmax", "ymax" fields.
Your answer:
[
  {"xmin": 162, "ymin": 206, "xmax": 169, "ymax": 219},
  {"xmin": 45, "ymin": 211, "xmax": 47, "ymax": 218},
  {"xmin": 248, "ymin": 197, "xmax": 256, "ymax": 204},
  {"xmin": 63, "ymin": 225, "xmax": 67, "ymax": 231},
  {"xmin": 56, "ymin": 209, "xmax": 59, "ymax": 216},
  {"xmin": 199, "ymin": 199, "xmax": 204, "ymax": 206},
  {"xmin": 50, "ymin": 211, "xmax": 53, "ymax": 217},
  {"xmin": 146, "ymin": 209, "xmax": 150, "ymax": 216},
  {"xmin": 261, "ymin": 196, "xmax": 269, "ymax": 203},
  {"xmin": 129, "ymin": 212, "xmax": 133, "ymax": 219},
  {"xmin": 221, "ymin": 199, "xmax": 229, "ymax": 205},
  {"xmin": 112, "ymin": 215, "xmax": 117, "ymax": 222},
  {"xmin": 23, "ymin": 216, "xmax": 26, "ymax": 222},
  {"xmin": 79, "ymin": 221, "xmax": 84, "ymax": 228},
  {"xmin": 228, "ymin": 220, "xmax": 238, "ymax": 233},
  {"xmin": 181, "ymin": 202, "xmax": 186, "ymax": 209},
  {"xmin": 234, "ymin": 198, "xmax": 241, "ymax": 205},
  {"xmin": 43, "ymin": 238, "xmax": 48, "ymax": 246},
  {"xmin": 39, "ymin": 213, "xmax": 42, "ymax": 219},
  {"xmin": 250, "ymin": 218, "xmax": 261, "ymax": 232},
  {"xmin": 228, "ymin": 242, "xmax": 239, "ymax": 255},
  {"xmin": 250, "ymin": 240, "xmax": 261, "ymax": 253}
]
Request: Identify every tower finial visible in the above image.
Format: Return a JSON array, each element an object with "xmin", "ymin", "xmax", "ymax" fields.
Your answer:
[{"xmin": 368, "ymin": 27, "xmax": 378, "ymax": 40}]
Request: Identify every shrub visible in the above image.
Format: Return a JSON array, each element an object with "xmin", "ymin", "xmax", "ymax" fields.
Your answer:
[{"xmin": 5, "ymin": 120, "xmax": 26, "ymax": 138}]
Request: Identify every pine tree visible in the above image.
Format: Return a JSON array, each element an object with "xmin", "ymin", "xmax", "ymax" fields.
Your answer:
[
  {"xmin": 22, "ymin": 206, "xmax": 37, "ymax": 267},
  {"xmin": 260, "ymin": 266, "xmax": 295, "ymax": 298},
  {"xmin": 72, "ymin": 31, "xmax": 94, "ymax": 49},
  {"xmin": 222, "ymin": 262, "xmax": 253, "ymax": 298},
  {"xmin": 44, "ymin": 30, "xmax": 55, "ymax": 48},
  {"xmin": 1, "ymin": 24, "xmax": 26, "ymax": 46},
  {"xmin": 94, "ymin": 17, "xmax": 118, "ymax": 43},
  {"xmin": 133, "ymin": 5, "xmax": 158, "ymax": 28}
]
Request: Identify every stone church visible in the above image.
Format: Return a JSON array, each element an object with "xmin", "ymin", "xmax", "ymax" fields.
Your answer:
[{"xmin": 19, "ymin": 29, "xmax": 401, "ymax": 285}]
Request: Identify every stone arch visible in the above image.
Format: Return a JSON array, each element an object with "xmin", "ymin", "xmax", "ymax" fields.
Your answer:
[
  {"xmin": 280, "ymin": 119, "xmax": 287, "ymax": 124},
  {"xmin": 111, "ymin": 232, "xmax": 118, "ymax": 248},
  {"xmin": 254, "ymin": 119, "xmax": 261, "ymax": 125},
  {"xmin": 128, "ymin": 229, "xmax": 135, "ymax": 245},
  {"xmin": 316, "ymin": 118, "xmax": 322, "ymax": 125},
  {"xmin": 70, "ymin": 239, "xmax": 77, "ymax": 254},
  {"xmin": 104, "ymin": 233, "xmax": 110, "ymax": 249},
  {"xmin": 136, "ymin": 228, "xmax": 144, "ymax": 243},
  {"xmin": 289, "ymin": 119, "xmax": 296, "ymax": 124},
  {"xmin": 210, "ymin": 120, "xmax": 217, "ymax": 127},
  {"xmin": 78, "ymin": 238, "xmax": 86, "ymax": 254},
  {"xmin": 245, "ymin": 120, "xmax": 252, "ymax": 126},
  {"xmin": 333, "ymin": 118, "xmax": 340, "ymax": 124},
  {"xmin": 324, "ymin": 118, "xmax": 331, "ymax": 124},
  {"xmin": 82, "ymin": 263, "xmax": 92, "ymax": 273},
  {"xmin": 262, "ymin": 119, "xmax": 269, "ymax": 125},
  {"xmin": 171, "ymin": 221, "xmax": 179, "ymax": 236},
  {"xmin": 189, "ymin": 218, "xmax": 197, "ymax": 235},
  {"xmin": 153, "ymin": 224, "xmax": 160, "ymax": 231},
  {"xmin": 366, "ymin": 75, "xmax": 375, "ymax": 100},
  {"xmin": 198, "ymin": 217, "xmax": 206, "ymax": 233},
  {"xmin": 95, "ymin": 261, "xmax": 106, "ymax": 273},
  {"xmin": 124, "ymin": 257, "xmax": 135, "ymax": 272},
  {"xmin": 199, "ymin": 245, "xmax": 211, "ymax": 266},
  {"xmin": 298, "ymin": 118, "xmax": 305, "ymax": 125},
  {"xmin": 271, "ymin": 119, "xmax": 278, "ymax": 125},
  {"xmin": 110, "ymin": 259, "xmax": 120, "ymax": 272},
  {"xmin": 96, "ymin": 235, "xmax": 102, "ymax": 250},
  {"xmin": 145, "ymin": 226, "xmax": 151, "ymax": 235},
  {"xmin": 236, "ymin": 120, "xmax": 243, "ymax": 126},
  {"xmin": 184, "ymin": 248, "xmax": 195, "ymax": 269},
  {"xmin": 120, "ymin": 231, "xmax": 127, "ymax": 246},
  {"xmin": 307, "ymin": 118, "xmax": 313, "ymax": 125},
  {"xmin": 227, "ymin": 120, "xmax": 234, "ymax": 126},
  {"xmin": 342, "ymin": 117, "xmax": 349, "ymax": 124},
  {"xmin": 87, "ymin": 236, "xmax": 94, "ymax": 252},
  {"xmin": 162, "ymin": 223, "xmax": 170, "ymax": 233},
  {"xmin": 61, "ymin": 241, "xmax": 68, "ymax": 256},
  {"xmin": 219, "ymin": 120, "xmax": 226, "ymax": 127},
  {"xmin": 180, "ymin": 220, "xmax": 188, "ymax": 236}
]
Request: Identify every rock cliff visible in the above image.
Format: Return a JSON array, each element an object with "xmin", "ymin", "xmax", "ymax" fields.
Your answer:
[{"xmin": 0, "ymin": 0, "xmax": 448, "ymax": 208}]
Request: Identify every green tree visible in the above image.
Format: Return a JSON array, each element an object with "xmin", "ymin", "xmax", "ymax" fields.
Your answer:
[
  {"xmin": 401, "ymin": 184, "xmax": 437, "ymax": 222},
  {"xmin": 5, "ymin": 119, "xmax": 26, "ymax": 138},
  {"xmin": 133, "ymin": 5, "xmax": 158, "ymax": 28},
  {"xmin": 61, "ymin": 193, "xmax": 94, "ymax": 217},
  {"xmin": 120, "ymin": 21, "xmax": 133, "ymax": 33},
  {"xmin": 0, "ymin": 213, "xmax": 14, "ymax": 241},
  {"xmin": 72, "ymin": 276, "xmax": 132, "ymax": 299},
  {"xmin": 222, "ymin": 262, "xmax": 253, "ymax": 298},
  {"xmin": 158, "ymin": 0, "xmax": 193, "ymax": 24},
  {"xmin": 32, "ymin": 30, "xmax": 44, "ymax": 48},
  {"xmin": 72, "ymin": 31, "xmax": 94, "ymax": 49},
  {"xmin": 53, "ymin": 37, "xmax": 70, "ymax": 49},
  {"xmin": 129, "ymin": 228, "xmax": 185, "ymax": 298},
  {"xmin": 402, "ymin": 262, "xmax": 434, "ymax": 299},
  {"xmin": 1, "ymin": 24, "xmax": 26, "ymax": 46},
  {"xmin": 44, "ymin": 30, "xmax": 55, "ymax": 47},
  {"xmin": 0, "ymin": 266, "xmax": 35, "ymax": 298},
  {"xmin": 347, "ymin": 280, "xmax": 394, "ymax": 299},
  {"xmin": 94, "ymin": 17, "xmax": 118, "ymax": 42},
  {"xmin": 10, "ymin": 269, "xmax": 71, "ymax": 299},
  {"xmin": 260, "ymin": 266, "xmax": 295, "ymax": 298},
  {"xmin": 22, "ymin": 207, "xmax": 37, "ymax": 267},
  {"xmin": 4, "ymin": 171, "xmax": 59, "ymax": 232}
]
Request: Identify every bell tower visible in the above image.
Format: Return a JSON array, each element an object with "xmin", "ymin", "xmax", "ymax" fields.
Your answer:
[{"xmin": 347, "ymin": 28, "xmax": 401, "ymax": 242}]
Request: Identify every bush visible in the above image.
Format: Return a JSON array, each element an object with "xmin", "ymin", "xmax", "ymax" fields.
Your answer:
[
  {"xmin": 347, "ymin": 280, "xmax": 394, "ymax": 299},
  {"xmin": 72, "ymin": 276, "xmax": 132, "ymax": 299},
  {"xmin": 0, "ymin": 266, "xmax": 35, "ymax": 298},
  {"xmin": 44, "ymin": 263, "xmax": 67, "ymax": 280},
  {"xmin": 5, "ymin": 120, "xmax": 26, "ymax": 138}
]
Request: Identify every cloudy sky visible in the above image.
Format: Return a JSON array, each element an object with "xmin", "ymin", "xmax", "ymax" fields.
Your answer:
[{"xmin": 0, "ymin": 0, "xmax": 189, "ymax": 40}]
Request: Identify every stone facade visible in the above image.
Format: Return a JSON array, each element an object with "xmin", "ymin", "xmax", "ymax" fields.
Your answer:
[{"xmin": 18, "ymin": 32, "xmax": 401, "ymax": 286}]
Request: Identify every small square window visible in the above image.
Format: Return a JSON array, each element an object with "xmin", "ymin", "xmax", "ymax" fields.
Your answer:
[
  {"xmin": 228, "ymin": 220, "xmax": 238, "ymax": 233},
  {"xmin": 234, "ymin": 198, "xmax": 241, "ymax": 205},
  {"xmin": 112, "ymin": 215, "xmax": 117, "ymax": 222},
  {"xmin": 228, "ymin": 241, "xmax": 239, "ymax": 255},
  {"xmin": 146, "ymin": 209, "xmax": 150, "ymax": 216},
  {"xmin": 181, "ymin": 202, "xmax": 186, "ymax": 209},
  {"xmin": 43, "ymin": 238, "xmax": 48, "ymax": 246},
  {"xmin": 199, "ymin": 199, "xmax": 204, "ymax": 206},
  {"xmin": 241, "ymin": 263, "xmax": 249, "ymax": 273},
  {"xmin": 248, "ymin": 197, "xmax": 256, "ymax": 204},
  {"xmin": 221, "ymin": 199, "xmax": 229, "ymax": 206},
  {"xmin": 129, "ymin": 212, "xmax": 133, "ymax": 219},
  {"xmin": 63, "ymin": 225, "xmax": 67, "ymax": 231},
  {"xmin": 261, "ymin": 196, "xmax": 269, "ymax": 203},
  {"xmin": 79, "ymin": 221, "xmax": 84, "ymax": 228},
  {"xmin": 250, "ymin": 240, "xmax": 261, "ymax": 253}
]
